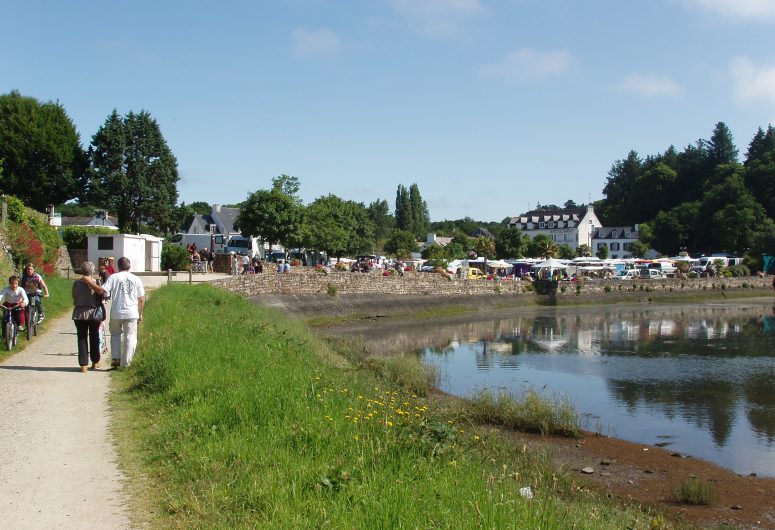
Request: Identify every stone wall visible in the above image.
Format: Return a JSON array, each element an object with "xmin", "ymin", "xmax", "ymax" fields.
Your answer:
[{"xmin": 212, "ymin": 269, "xmax": 774, "ymax": 299}]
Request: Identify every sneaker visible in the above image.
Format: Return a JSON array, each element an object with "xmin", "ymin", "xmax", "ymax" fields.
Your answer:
[
  {"xmin": 39, "ymin": 314, "xmax": 45, "ymax": 322},
  {"xmin": 91, "ymin": 361, "xmax": 100, "ymax": 370},
  {"xmin": 80, "ymin": 366, "xmax": 88, "ymax": 373}
]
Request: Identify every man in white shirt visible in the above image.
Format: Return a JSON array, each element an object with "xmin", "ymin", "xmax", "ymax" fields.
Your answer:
[{"xmin": 101, "ymin": 257, "xmax": 145, "ymax": 368}]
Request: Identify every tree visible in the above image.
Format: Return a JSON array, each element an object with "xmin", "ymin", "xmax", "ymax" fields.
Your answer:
[
  {"xmin": 707, "ymin": 121, "xmax": 739, "ymax": 166},
  {"xmin": 395, "ymin": 183, "xmax": 430, "ymax": 238},
  {"xmin": 576, "ymin": 244, "xmax": 592, "ymax": 257},
  {"xmin": 527, "ymin": 234, "xmax": 558, "ymax": 258},
  {"xmin": 600, "ymin": 151, "xmax": 642, "ymax": 225},
  {"xmin": 495, "ymin": 227, "xmax": 527, "ymax": 259},
  {"xmin": 628, "ymin": 240, "xmax": 649, "ymax": 259},
  {"xmin": 596, "ymin": 244, "xmax": 609, "ymax": 260},
  {"xmin": 236, "ymin": 189, "xmax": 303, "ymax": 251},
  {"xmin": 744, "ymin": 126, "xmax": 775, "ymax": 219},
  {"xmin": 384, "ymin": 229, "xmax": 417, "ymax": 258},
  {"xmin": 367, "ymin": 199, "xmax": 395, "ymax": 248},
  {"xmin": 557, "ymin": 244, "xmax": 576, "ymax": 259},
  {"xmin": 88, "ymin": 109, "xmax": 179, "ymax": 233},
  {"xmin": 473, "ymin": 236, "xmax": 495, "ymax": 259},
  {"xmin": 272, "ymin": 175, "xmax": 302, "ymax": 204},
  {"xmin": 0, "ymin": 90, "xmax": 86, "ymax": 209},
  {"xmin": 304, "ymin": 195, "xmax": 375, "ymax": 258}
]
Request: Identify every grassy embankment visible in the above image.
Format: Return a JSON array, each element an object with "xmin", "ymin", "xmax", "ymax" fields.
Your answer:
[
  {"xmin": 0, "ymin": 276, "xmax": 75, "ymax": 362},
  {"xmin": 113, "ymin": 284, "xmax": 682, "ymax": 529}
]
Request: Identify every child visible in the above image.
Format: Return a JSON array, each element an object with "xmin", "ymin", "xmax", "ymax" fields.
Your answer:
[
  {"xmin": 1, "ymin": 275, "xmax": 29, "ymax": 331},
  {"xmin": 21, "ymin": 263, "xmax": 49, "ymax": 321}
]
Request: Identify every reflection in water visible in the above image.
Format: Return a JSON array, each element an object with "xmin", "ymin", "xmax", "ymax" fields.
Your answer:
[{"xmin": 338, "ymin": 301, "xmax": 775, "ymax": 476}]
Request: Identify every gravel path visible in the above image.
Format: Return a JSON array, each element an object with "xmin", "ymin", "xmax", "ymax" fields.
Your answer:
[
  {"xmin": 0, "ymin": 274, "xmax": 192, "ymax": 529},
  {"xmin": 0, "ymin": 312, "xmax": 130, "ymax": 529}
]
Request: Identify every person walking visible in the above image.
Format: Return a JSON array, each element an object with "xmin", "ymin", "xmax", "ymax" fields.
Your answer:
[
  {"xmin": 99, "ymin": 257, "xmax": 145, "ymax": 368},
  {"xmin": 72, "ymin": 262, "xmax": 104, "ymax": 373}
]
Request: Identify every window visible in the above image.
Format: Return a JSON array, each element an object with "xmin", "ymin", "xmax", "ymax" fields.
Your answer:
[
  {"xmin": 611, "ymin": 230, "xmax": 618, "ymax": 238},
  {"xmin": 548, "ymin": 221, "xmax": 555, "ymax": 228},
  {"xmin": 97, "ymin": 237, "xmax": 114, "ymax": 251},
  {"xmin": 539, "ymin": 222, "xmax": 545, "ymax": 229},
  {"xmin": 611, "ymin": 243, "xmax": 620, "ymax": 251}
]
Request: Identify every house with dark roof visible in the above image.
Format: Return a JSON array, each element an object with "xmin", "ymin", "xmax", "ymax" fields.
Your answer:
[
  {"xmin": 182, "ymin": 205, "xmax": 241, "ymax": 236},
  {"xmin": 508, "ymin": 205, "xmax": 601, "ymax": 250},
  {"xmin": 591, "ymin": 226, "xmax": 640, "ymax": 259},
  {"xmin": 469, "ymin": 227, "xmax": 495, "ymax": 239},
  {"xmin": 59, "ymin": 212, "xmax": 119, "ymax": 230}
]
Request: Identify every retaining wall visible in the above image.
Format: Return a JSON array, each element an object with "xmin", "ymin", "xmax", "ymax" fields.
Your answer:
[{"xmin": 212, "ymin": 270, "xmax": 773, "ymax": 299}]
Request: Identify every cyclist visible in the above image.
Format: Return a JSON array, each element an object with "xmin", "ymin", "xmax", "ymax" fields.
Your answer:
[
  {"xmin": 1, "ymin": 275, "xmax": 28, "ymax": 332},
  {"xmin": 21, "ymin": 263, "xmax": 49, "ymax": 321}
]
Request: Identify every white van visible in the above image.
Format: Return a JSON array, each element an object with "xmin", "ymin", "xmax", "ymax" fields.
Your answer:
[
  {"xmin": 226, "ymin": 235, "xmax": 262, "ymax": 257},
  {"xmin": 169, "ymin": 233, "xmax": 227, "ymax": 254}
]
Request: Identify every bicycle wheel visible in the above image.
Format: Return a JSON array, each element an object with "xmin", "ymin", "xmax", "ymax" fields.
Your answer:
[
  {"xmin": 26, "ymin": 307, "xmax": 33, "ymax": 340},
  {"xmin": 32, "ymin": 306, "xmax": 39, "ymax": 337},
  {"xmin": 5, "ymin": 321, "xmax": 13, "ymax": 351}
]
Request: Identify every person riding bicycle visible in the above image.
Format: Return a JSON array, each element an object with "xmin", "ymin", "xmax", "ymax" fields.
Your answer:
[
  {"xmin": 21, "ymin": 263, "xmax": 49, "ymax": 321},
  {"xmin": 1, "ymin": 275, "xmax": 28, "ymax": 333}
]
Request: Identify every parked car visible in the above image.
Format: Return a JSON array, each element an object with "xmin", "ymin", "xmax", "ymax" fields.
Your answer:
[
  {"xmin": 639, "ymin": 269, "xmax": 664, "ymax": 279},
  {"xmin": 615, "ymin": 269, "xmax": 639, "ymax": 280}
]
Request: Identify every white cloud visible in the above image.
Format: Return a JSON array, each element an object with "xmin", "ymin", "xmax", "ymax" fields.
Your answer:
[
  {"xmin": 730, "ymin": 57, "xmax": 775, "ymax": 106},
  {"xmin": 292, "ymin": 27, "xmax": 342, "ymax": 58},
  {"xmin": 614, "ymin": 74, "xmax": 684, "ymax": 97},
  {"xmin": 478, "ymin": 48, "xmax": 572, "ymax": 82},
  {"xmin": 389, "ymin": 0, "xmax": 486, "ymax": 37},
  {"xmin": 682, "ymin": 0, "xmax": 775, "ymax": 20}
]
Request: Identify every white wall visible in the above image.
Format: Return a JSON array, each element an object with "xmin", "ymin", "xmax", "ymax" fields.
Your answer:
[{"xmin": 87, "ymin": 234, "xmax": 162, "ymax": 272}]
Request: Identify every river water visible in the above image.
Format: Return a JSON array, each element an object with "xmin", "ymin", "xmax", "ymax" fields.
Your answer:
[{"xmin": 342, "ymin": 298, "xmax": 775, "ymax": 476}]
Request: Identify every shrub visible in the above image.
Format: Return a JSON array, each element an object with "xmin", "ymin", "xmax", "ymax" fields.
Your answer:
[
  {"xmin": 727, "ymin": 264, "xmax": 750, "ymax": 277},
  {"xmin": 604, "ymin": 285, "xmax": 611, "ymax": 293},
  {"xmin": 161, "ymin": 244, "xmax": 190, "ymax": 271},
  {"xmin": 326, "ymin": 282, "xmax": 338, "ymax": 297},
  {"xmin": 60, "ymin": 225, "xmax": 118, "ymax": 249},
  {"xmin": 1, "ymin": 195, "xmax": 27, "ymax": 223},
  {"xmin": 5, "ymin": 221, "xmax": 44, "ymax": 271},
  {"xmin": 674, "ymin": 478, "xmax": 714, "ymax": 505}
]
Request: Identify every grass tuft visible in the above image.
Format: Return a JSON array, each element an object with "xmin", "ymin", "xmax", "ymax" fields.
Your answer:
[
  {"xmin": 673, "ymin": 478, "xmax": 714, "ymax": 505},
  {"xmin": 467, "ymin": 387, "xmax": 581, "ymax": 438}
]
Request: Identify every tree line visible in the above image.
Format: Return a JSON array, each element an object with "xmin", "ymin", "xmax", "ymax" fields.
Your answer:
[
  {"xmin": 0, "ymin": 90, "xmax": 179, "ymax": 234},
  {"xmin": 596, "ymin": 122, "xmax": 775, "ymax": 262}
]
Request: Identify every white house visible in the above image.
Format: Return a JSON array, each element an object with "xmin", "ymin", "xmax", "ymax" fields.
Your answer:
[
  {"xmin": 508, "ymin": 205, "xmax": 602, "ymax": 251},
  {"xmin": 87, "ymin": 233, "xmax": 163, "ymax": 272},
  {"xmin": 591, "ymin": 226, "xmax": 640, "ymax": 259}
]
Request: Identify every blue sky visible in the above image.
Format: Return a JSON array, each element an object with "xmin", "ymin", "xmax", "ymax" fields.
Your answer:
[{"xmin": 3, "ymin": 0, "xmax": 775, "ymax": 221}]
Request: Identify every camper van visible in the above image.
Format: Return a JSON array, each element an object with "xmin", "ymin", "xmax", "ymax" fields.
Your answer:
[
  {"xmin": 226, "ymin": 235, "xmax": 262, "ymax": 257},
  {"xmin": 169, "ymin": 233, "xmax": 227, "ymax": 254}
]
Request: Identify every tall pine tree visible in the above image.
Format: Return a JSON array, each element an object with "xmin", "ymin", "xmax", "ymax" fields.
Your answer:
[{"xmin": 88, "ymin": 110, "xmax": 179, "ymax": 233}]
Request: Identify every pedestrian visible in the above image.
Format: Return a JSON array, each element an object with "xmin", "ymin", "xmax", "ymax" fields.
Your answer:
[
  {"xmin": 71, "ymin": 262, "xmax": 105, "ymax": 373},
  {"xmin": 241, "ymin": 254, "xmax": 250, "ymax": 274},
  {"xmin": 231, "ymin": 252, "xmax": 239, "ymax": 275},
  {"xmin": 199, "ymin": 247, "xmax": 210, "ymax": 271},
  {"xmin": 97, "ymin": 257, "xmax": 145, "ymax": 368},
  {"xmin": 206, "ymin": 247, "xmax": 215, "ymax": 272},
  {"xmin": 103, "ymin": 258, "xmax": 115, "ymax": 276}
]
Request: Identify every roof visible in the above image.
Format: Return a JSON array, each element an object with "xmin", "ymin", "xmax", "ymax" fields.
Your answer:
[
  {"xmin": 511, "ymin": 207, "xmax": 587, "ymax": 225},
  {"xmin": 60, "ymin": 215, "xmax": 118, "ymax": 228},
  {"xmin": 470, "ymin": 227, "xmax": 495, "ymax": 239},
  {"xmin": 593, "ymin": 226, "xmax": 639, "ymax": 239},
  {"xmin": 213, "ymin": 206, "xmax": 240, "ymax": 234}
]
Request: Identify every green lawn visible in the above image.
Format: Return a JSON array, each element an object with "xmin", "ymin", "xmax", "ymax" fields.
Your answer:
[{"xmin": 114, "ymin": 284, "xmax": 680, "ymax": 529}]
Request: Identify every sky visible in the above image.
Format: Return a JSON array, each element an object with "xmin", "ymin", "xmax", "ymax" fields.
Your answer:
[{"xmin": 2, "ymin": 0, "xmax": 775, "ymax": 222}]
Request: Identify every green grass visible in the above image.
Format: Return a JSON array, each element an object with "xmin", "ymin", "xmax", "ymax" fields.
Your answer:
[
  {"xmin": 674, "ymin": 478, "xmax": 715, "ymax": 505},
  {"xmin": 115, "ymin": 284, "xmax": 680, "ymax": 529},
  {"xmin": 466, "ymin": 388, "xmax": 582, "ymax": 438}
]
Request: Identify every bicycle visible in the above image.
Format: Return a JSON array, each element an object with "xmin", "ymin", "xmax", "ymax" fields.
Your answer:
[
  {"xmin": 2, "ymin": 305, "xmax": 23, "ymax": 351},
  {"xmin": 26, "ymin": 294, "xmax": 41, "ymax": 340}
]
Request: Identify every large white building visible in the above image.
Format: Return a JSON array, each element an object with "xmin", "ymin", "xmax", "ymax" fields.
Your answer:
[
  {"xmin": 591, "ymin": 226, "xmax": 640, "ymax": 259},
  {"xmin": 508, "ymin": 205, "xmax": 602, "ymax": 251}
]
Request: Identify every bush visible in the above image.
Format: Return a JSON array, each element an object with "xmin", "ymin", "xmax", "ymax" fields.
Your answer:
[
  {"xmin": 161, "ymin": 244, "xmax": 190, "ymax": 271},
  {"xmin": 61, "ymin": 225, "xmax": 118, "ymax": 249},
  {"xmin": 726, "ymin": 264, "xmax": 750, "ymax": 277},
  {"xmin": 1, "ymin": 195, "xmax": 27, "ymax": 223},
  {"xmin": 326, "ymin": 282, "xmax": 338, "ymax": 297}
]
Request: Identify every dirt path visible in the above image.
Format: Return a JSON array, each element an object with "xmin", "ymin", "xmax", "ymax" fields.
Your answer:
[
  {"xmin": 0, "ymin": 311, "xmax": 129, "ymax": 529},
  {"xmin": 0, "ymin": 275, "xmax": 184, "ymax": 530}
]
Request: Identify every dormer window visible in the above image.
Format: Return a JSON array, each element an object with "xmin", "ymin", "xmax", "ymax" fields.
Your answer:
[
  {"xmin": 611, "ymin": 230, "xmax": 618, "ymax": 238},
  {"xmin": 548, "ymin": 221, "xmax": 555, "ymax": 228},
  {"xmin": 539, "ymin": 222, "xmax": 545, "ymax": 229}
]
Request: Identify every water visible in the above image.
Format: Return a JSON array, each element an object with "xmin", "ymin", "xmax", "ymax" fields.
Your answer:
[{"xmin": 352, "ymin": 300, "xmax": 775, "ymax": 476}]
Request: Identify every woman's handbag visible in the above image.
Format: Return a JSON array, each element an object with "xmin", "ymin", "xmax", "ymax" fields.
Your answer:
[{"xmin": 91, "ymin": 293, "xmax": 107, "ymax": 322}]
